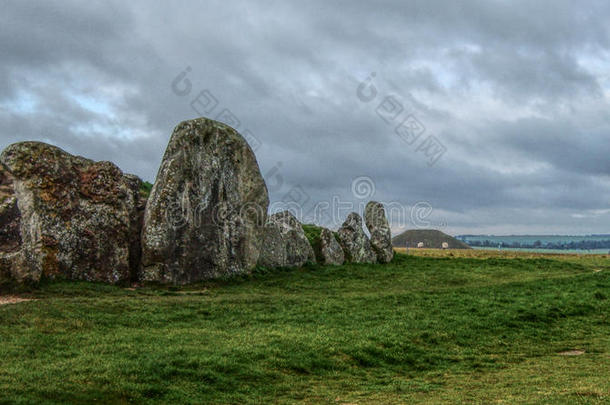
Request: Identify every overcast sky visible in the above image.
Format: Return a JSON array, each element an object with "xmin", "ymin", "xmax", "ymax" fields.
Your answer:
[{"xmin": 1, "ymin": 0, "xmax": 609, "ymax": 235}]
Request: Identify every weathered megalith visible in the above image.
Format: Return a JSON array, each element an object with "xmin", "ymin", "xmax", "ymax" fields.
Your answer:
[
  {"xmin": 264, "ymin": 211, "xmax": 315, "ymax": 267},
  {"xmin": 364, "ymin": 201, "xmax": 394, "ymax": 263},
  {"xmin": 302, "ymin": 224, "xmax": 344, "ymax": 266},
  {"xmin": 257, "ymin": 221, "xmax": 287, "ymax": 268},
  {"xmin": 0, "ymin": 142, "xmax": 145, "ymax": 284},
  {"xmin": 336, "ymin": 212, "xmax": 377, "ymax": 264},
  {"xmin": 141, "ymin": 118, "xmax": 269, "ymax": 283},
  {"xmin": 318, "ymin": 228, "xmax": 345, "ymax": 265}
]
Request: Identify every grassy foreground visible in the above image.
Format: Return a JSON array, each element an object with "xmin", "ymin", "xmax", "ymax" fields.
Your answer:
[{"xmin": 0, "ymin": 252, "xmax": 608, "ymax": 404}]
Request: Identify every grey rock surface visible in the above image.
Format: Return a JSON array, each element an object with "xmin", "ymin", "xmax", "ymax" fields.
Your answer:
[
  {"xmin": 141, "ymin": 118, "xmax": 269, "ymax": 283},
  {"xmin": 265, "ymin": 211, "xmax": 315, "ymax": 267},
  {"xmin": 0, "ymin": 141, "xmax": 144, "ymax": 284},
  {"xmin": 318, "ymin": 227, "xmax": 345, "ymax": 265},
  {"xmin": 364, "ymin": 201, "xmax": 394, "ymax": 263},
  {"xmin": 257, "ymin": 221, "xmax": 287, "ymax": 268},
  {"xmin": 0, "ymin": 166, "xmax": 21, "ymax": 254},
  {"xmin": 336, "ymin": 212, "xmax": 377, "ymax": 264}
]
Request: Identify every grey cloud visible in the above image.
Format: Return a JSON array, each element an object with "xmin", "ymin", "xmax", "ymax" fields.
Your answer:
[{"xmin": 1, "ymin": 0, "xmax": 609, "ymax": 234}]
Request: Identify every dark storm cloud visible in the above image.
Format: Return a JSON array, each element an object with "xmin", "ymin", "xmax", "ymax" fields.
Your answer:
[{"xmin": 1, "ymin": 0, "xmax": 609, "ymax": 234}]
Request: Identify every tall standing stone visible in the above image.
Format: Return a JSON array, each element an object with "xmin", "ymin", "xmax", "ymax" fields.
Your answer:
[
  {"xmin": 0, "ymin": 142, "xmax": 144, "ymax": 284},
  {"xmin": 141, "ymin": 118, "xmax": 269, "ymax": 283},
  {"xmin": 364, "ymin": 201, "xmax": 394, "ymax": 263},
  {"xmin": 336, "ymin": 212, "xmax": 377, "ymax": 264}
]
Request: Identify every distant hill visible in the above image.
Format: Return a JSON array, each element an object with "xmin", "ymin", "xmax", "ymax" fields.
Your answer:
[{"xmin": 392, "ymin": 229, "xmax": 471, "ymax": 249}]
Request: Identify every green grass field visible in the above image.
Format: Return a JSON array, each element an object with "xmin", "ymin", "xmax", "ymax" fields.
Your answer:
[{"xmin": 0, "ymin": 252, "xmax": 608, "ymax": 404}]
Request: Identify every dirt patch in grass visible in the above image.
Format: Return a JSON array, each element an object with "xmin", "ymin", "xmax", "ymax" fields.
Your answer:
[
  {"xmin": 558, "ymin": 350, "xmax": 585, "ymax": 356},
  {"xmin": 175, "ymin": 290, "xmax": 208, "ymax": 295},
  {"xmin": 0, "ymin": 296, "xmax": 34, "ymax": 305}
]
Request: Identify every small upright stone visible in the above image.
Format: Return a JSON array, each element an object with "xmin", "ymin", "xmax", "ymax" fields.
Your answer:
[
  {"xmin": 268, "ymin": 211, "xmax": 315, "ymax": 267},
  {"xmin": 318, "ymin": 228, "xmax": 345, "ymax": 265},
  {"xmin": 302, "ymin": 224, "xmax": 345, "ymax": 266},
  {"xmin": 364, "ymin": 201, "xmax": 394, "ymax": 263},
  {"xmin": 257, "ymin": 221, "xmax": 287, "ymax": 268},
  {"xmin": 336, "ymin": 212, "xmax": 377, "ymax": 264}
]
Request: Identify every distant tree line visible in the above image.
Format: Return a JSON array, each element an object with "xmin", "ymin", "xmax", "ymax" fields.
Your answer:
[{"xmin": 464, "ymin": 239, "xmax": 610, "ymax": 250}]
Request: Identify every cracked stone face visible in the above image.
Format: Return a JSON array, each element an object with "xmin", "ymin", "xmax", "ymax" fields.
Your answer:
[{"xmin": 0, "ymin": 166, "xmax": 21, "ymax": 254}]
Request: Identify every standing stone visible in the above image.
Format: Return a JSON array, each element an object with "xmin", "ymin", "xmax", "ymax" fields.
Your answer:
[
  {"xmin": 266, "ymin": 211, "xmax": 315, "ymax": 267},
  {"xmin": 318, "ymin": 228, "xmax": 345, "ymax": 265},
  {"xmin": 302, "ymin": 224, "xmax": 344, "ymax": 266},
  {"xmin": 0, "ymin": 142, "xmax": 145, "ymax": 284},
  {"xmin": 141, "ymin": 118, "xmax": 269, "ymax": 283},
  {"xmin": 364, "ymin": 201, "xmax": 394, "ymax": 263},
  {"xmin": 337, "ymin": 212, "xmax": 377, "ymax": 264},
  {"xmin": 257, "ymin": 221, "xmax": 287, "ymax": 268}
]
